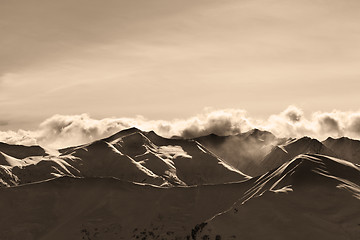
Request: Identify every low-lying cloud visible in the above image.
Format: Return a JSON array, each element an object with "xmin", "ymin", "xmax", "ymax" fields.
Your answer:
[
  {"xmin": 1, "ymin": 106, "xmax": 360, "ymax": 148},
  {"xmin": 0, "ymin": 130, "xmax": 38, "ymax": 146}
]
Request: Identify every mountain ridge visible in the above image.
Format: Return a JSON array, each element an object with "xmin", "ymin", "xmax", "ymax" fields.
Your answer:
[
  {"xmin": 0, "ymin": 127, "xmax": 250, "ymax": 187},
  {"xmin": 0, "ymin": 128, "xmax": 359, "ymax": 187},
  {"xmin": 0, "ymin": 153, "xmax": 358, "ymax": 239},
  {"xmin": 193, "ymin": 153, "xmax": 360, "ymax": 240}
]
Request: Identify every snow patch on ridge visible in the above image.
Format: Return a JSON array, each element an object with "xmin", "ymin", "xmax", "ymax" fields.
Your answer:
[{"xmin": 157, "ymin": 145, "xmax": 192, "ymax": 159}]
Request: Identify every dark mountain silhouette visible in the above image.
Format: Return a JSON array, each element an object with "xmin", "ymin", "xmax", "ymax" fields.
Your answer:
[
  {"xmin": 0, "ymin": 142, "xmax": 46, "ymax": 159},
  {"xmin": 0, "ymin": 176, "xmax": 251, "ymax": 240},
  {"xmin": 0, "ymin": 154, "xmax": 358, "ymax": 239},
  {"xmin": 193, "ymin": 154, "xmax": 360, "ymax": 240}
]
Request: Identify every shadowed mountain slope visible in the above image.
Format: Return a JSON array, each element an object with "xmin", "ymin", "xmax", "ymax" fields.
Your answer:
[
  {"xmin": 257, "ymin": 137, "xmax": 336, "ymax": 176},
  {"xmin": 323, "ymin": 137, "xmax": 360, "ymax": 165},
  {"xmin": 62, "ymin": 128, "xmax": 249, "ymax": 186},
  {"xmin": 0, "ymin": 154, "xmax": 358, "ymax": 239},
  {"xmin": 196, "ymin": 129, "xmax": 281, "ymax": 176},
  {"xmin": 194, "ymin": 154, "xmax": 360, "ymax": 240},
  {"xmin": 0, "ymin": 128, "xmax": 249, "ymax": 187},
  {"xmin": 0, "ymin": 176, "xmax": 252, "ymax": 240},
  {"xmin": 0, "ymin": 142, "xmax": 46, "ymax": 159}
]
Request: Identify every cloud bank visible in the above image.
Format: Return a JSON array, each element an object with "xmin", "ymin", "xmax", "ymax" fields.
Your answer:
[{"xmin": 1, "ymin": 106, "xmax": 360, "ymax": 148}]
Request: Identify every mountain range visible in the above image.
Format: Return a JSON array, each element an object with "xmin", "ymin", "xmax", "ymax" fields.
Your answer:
[{"xmin": 0, "ymin": 127, "xmax": 359, "ymax": 239}]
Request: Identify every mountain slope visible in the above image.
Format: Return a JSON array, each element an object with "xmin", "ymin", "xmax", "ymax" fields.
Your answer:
[
  {"xmin": 106, "ymin": 129, "xmax": 249, "ymax": 185},
  {"xmin": 0, "ymin": 142, "xmax": 46, "ymax": 159},
  {"xmin": 2, "ymin": 129, "xmax": 360, "ymax": 187},
  {"xmin": 0, "ymin": 128, "xmax": 249, "ymax": 187},
  {"xmin": 0, "ymin": 176, "xmax": 252, "ymax": 240},
  {"xmin": 194, "ymin": 154, "xmax": 360, "ymax": 240},
  {"xmin": 258, "ymin": 137, "xmax": 336, "ymax": 176},
  {"xmin": 1, "ymin": 154, "xmax": 358, "ymax": 240},
  {"xmin": 59, "ymin": 128, "xmax": 249, "ymax": 186},
  {"xmin": 323, "ymin": 137, "xmax": 360, "ymax": 165},
  {"xmin": 0, "ymin": 152, "xmax": 79, "ymax": 187},
  {"xmin": 196, "ymin": 129, "xmax": 280, "ymax": 176},
  {"xmin": 61, "ymin": 140, "xmax": 166, "ymax": 186}
]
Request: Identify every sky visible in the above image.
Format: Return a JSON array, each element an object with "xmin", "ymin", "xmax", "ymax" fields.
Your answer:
[{"xmin": 1, "ymin": 0, "xmax": 360, "ymax": 146}]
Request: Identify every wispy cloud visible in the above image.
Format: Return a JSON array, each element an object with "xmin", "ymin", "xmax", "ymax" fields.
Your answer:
[{"xmin": 0, "ymin": 106, "xmax": 360, "ymax": 148}]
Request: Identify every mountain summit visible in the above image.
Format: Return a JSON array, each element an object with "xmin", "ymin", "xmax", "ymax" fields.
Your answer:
[{"xmin": 0, "ymin": 128, "xmax": 249, "ymax": 187}]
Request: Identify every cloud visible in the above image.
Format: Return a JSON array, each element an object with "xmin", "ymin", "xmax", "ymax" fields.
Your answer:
[
  {"xmin": 1, "ymin": 106, "xmax": 360, "ymax": 148},
  {"xmin": 316, "ymin": 114, "xmax": 342, "ymax": 135},
  {"xmin": 0, "ymin": 130, "xmax": 38, "ymax": 146},
  {"xmin": 255, "ymin": 106, "xmax": 360, "ymax": 140},
  {"xmin": 179, "ymin": 109, "xmax": 251, "ymax": 138},
  {"xmin": 33, "ymin": 109, "xmax": 253, "ymax": 148},
  {"xmin": 348, "ymin": 114, "xmax": 360, "ymax": 135},
  {"xmin": 36, "ymin": 114, "xmax": 134, "ymax": 148},
  {"xmin": 281, "ymin": 105, "xmax": 303, "ymax": 123}
]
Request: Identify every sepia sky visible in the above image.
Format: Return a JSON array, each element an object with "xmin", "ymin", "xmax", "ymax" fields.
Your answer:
[{"xmin": 1, "ymin": 0, "xmax": 360, "ymax": 131}]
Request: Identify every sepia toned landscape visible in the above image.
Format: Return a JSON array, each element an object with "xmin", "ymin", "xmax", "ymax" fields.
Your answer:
[
  {"xmin": 1, "ymin": 1, "xmax": 359, "ymax": 239},
  {"xmin": 0, "ymin": 127, "xmax": 359, "ymax": 239}
]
